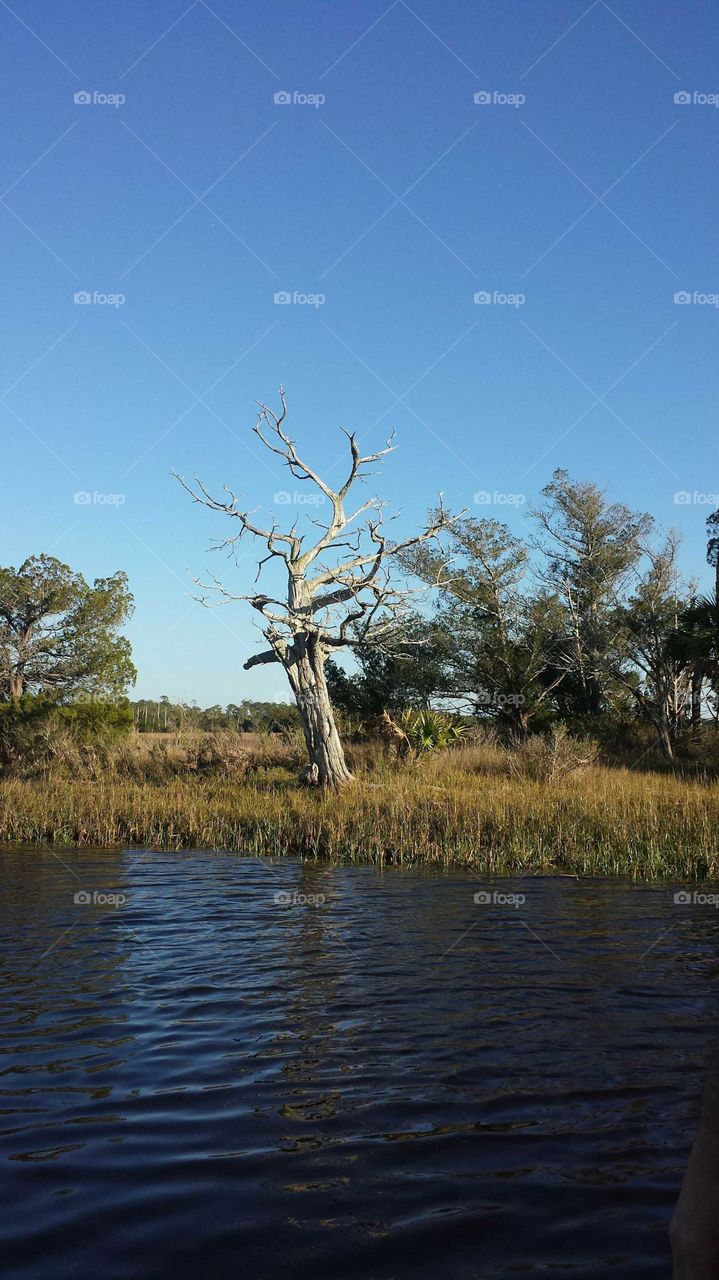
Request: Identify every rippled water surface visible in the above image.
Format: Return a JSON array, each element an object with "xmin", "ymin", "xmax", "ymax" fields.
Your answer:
[{"xmin": 2, "ymin": 848, "xmax": 719, "ymax": 1279}]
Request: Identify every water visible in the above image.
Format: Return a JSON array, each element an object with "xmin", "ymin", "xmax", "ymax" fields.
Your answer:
[{"xmin": 1, "ymin": 847, "xmax": 718, "ymax": 1279}]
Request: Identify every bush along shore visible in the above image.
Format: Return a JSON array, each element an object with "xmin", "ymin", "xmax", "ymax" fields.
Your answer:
[{"xmin": 1, "ymin": 731, "xmax": 718, "ymax": 880}]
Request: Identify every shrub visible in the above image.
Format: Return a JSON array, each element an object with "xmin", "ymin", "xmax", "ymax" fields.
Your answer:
[
  {"xmin": 507, "ymin": 724, "xmax": 598, "ymax": 783},
  {"xmin": 0, "ymin": 695, "xmax": 133, "ymax": 776}
]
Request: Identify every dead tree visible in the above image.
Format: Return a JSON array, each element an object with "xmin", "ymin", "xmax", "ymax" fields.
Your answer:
[{"xmin": 177, "ymin": 390, "xmax": 453, "ymax": 788}]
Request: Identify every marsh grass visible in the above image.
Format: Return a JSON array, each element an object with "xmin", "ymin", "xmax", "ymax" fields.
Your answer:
[{"xmin": 1, "ymin": 736, "xmax": 717, "ymax": 879}]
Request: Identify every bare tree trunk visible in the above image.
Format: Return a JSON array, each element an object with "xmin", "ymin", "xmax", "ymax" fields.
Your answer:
[
  {"xmin": 499, "ymin": 705, "xmax": 530, "ymax": 740},
  {"xmin": 182, "ymin": 391, "xmax": 454, "ymax": 787},
  {"xmin": 691, "ymin": 666, "xmax": 703, "ymax": 732},
  {"xmin": 657, "ymin": 718, "xmax": 674, "ymax": 761},
  {"xmin": 286, "ymin": 634, "xmax": 353, "ymax": 788},
  {"xmin": 512, "ymin": 706, "xmax": 530, "ymax": 740}
]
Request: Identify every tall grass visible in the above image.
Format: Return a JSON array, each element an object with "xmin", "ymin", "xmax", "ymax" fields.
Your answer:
[{"xmin": 1, "ymin": 737, "xmax": 718, "ymax": 879}]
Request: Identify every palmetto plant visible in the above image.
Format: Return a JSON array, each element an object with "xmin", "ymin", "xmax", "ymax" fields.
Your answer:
[
  {"xmin": 669, "ymin": 594, "xmax": 719, "ymax": 726},
  {"xmin": 671, "ymin": 594, "xmax": 719, "ymax": 669},
  {"xmin": 400, "ymin": 709, "xmax": 466, "ymax": 759}
]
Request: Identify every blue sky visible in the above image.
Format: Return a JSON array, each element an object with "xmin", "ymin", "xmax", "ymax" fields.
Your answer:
[{"xmin": 2, "ymin": 0, "xmax": 718, "ymax": 704}]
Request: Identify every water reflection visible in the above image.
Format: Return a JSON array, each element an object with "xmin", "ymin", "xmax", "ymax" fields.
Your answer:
[{"xmin": 1, "ymin": 848, "xmax": 718, "ymax": 1278}]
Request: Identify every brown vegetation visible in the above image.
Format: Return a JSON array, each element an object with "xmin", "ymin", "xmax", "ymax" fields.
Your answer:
[{"xmin": 1, "ymin": 731, "xmax": 718, "ymax": 880}]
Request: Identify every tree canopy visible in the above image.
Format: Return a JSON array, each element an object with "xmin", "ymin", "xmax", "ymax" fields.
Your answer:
[{"xmin": 0, "ymin": 555, "xmax": 135, "ymax": 702}]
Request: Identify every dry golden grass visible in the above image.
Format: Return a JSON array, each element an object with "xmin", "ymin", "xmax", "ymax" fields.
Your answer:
[{"xmin": 1, "ymin": 737, "xmax": 718, "ymax": 879}]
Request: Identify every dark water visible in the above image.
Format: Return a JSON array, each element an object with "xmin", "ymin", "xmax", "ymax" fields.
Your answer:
[{"xmin": 1, "ymin": 849, "xmax": 719, "ymax": 1279}]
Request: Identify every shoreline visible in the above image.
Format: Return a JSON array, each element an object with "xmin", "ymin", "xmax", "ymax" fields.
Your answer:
[{"xmin": 1, "ymin": 757, "xmax": 718, "ymax": 879}]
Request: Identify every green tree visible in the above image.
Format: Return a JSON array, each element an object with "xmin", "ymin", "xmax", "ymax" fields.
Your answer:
[
  {"xmin": 708, "ymin": 506, "xmax": 719, "ymax": 599},
  {"xmin": 612, "ymin": 532, "xmax": 690, "ymax": 759},
  {"xmin": 325, "ymin": 615, "xmax": 452, "ymax": 717},
  {"xmin": 668, "ymin": 508, "xmax": 719, "ymax": 730},
  {"xmin": 531, "ymin": 470, "xmax": 652, "ymax": 717},
  {"xmin": 403, "ymin": 514, "xmax": 563, "ymax": 735},
  {"xmin": 671, "ymin": 593, "xmax": 719, "ymax": 727},
  {"xmin": 0, "ymin": 555, "xmax": 135, "ymax": 702}
]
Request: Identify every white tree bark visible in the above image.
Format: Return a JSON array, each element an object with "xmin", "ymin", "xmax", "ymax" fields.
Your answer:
[{"xmin": 177, "ymin": 389, "xmax": 455, "ymax": 788}]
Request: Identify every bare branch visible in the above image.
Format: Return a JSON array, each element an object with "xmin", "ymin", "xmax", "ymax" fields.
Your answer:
[
  {"xmin": 179, "ymin": 394, "xmax": 458, "ymax": 763},
  {"xmin": 243, "ymin": 648, "xmax": 281, "ymax": 670}
]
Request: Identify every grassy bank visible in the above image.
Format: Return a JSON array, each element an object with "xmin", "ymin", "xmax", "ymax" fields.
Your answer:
[{"xmin": 1, "ymin": 737, "xmax": 718, "ymax": 879}]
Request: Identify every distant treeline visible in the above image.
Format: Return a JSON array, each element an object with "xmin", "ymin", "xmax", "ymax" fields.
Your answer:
[
  {"xmin": 131, "ymin": 698, "xmax": 299, "ymax": 734},
  {"xmin": 3, "ymin": 470, "xmax": 719, "ymax": 768}
]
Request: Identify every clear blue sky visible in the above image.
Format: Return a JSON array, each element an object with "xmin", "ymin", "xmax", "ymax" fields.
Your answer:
[{"xmin": 2, "ymin": 0, "xmax": 718, "ymax": 704}]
